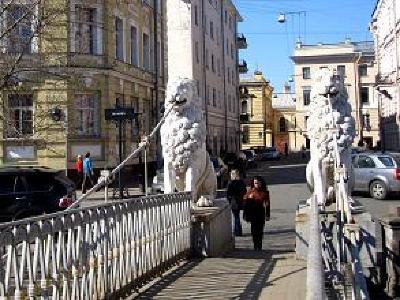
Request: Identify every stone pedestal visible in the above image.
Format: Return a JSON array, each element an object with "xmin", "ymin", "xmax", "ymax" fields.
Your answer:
[
  {"xmin": 191, "ymin": 198, "xmax": 234, "ymax": 257},
  {"xmin": 379, "ymin": 217, "xmax": 400, "ymax": 297}
]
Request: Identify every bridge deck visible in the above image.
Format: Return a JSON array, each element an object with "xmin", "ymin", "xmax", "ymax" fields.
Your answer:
[{"xmin": 133, "ymin": 218, "xmax": 307, "ymax": 300}]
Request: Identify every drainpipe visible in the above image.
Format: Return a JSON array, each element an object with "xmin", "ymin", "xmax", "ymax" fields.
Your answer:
[
  {"xmin": 393, "ymin": 0, "xmax": 400, "ymax": 148},
  {"xmin": 200, "ymin": 0, "xmax": 209, "ymax": 146},
  {"xmin": 221, "ymin": 2, "xmax": 227, "ymax": 151},
  {"xmin": 354, "ymin": 51, "xmax": 362, "ymax": 144},
  {"xmin": 153, "ymin": 0, "xmax": 160, "ymax": 167}
]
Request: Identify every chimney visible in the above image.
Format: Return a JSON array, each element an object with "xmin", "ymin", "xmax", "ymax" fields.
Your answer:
[
  {"xmin": 254, "ymin": 70, "xmax": 263, "ymax": 81},
  {"xmin": 283, "ymin": 82, "xmax": 291, "ymax": 93}
]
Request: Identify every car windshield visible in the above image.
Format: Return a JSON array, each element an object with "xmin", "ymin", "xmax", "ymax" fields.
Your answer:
[{"xmin": 378, "ymin": 156, "xmax": 395, "ymax": 167}]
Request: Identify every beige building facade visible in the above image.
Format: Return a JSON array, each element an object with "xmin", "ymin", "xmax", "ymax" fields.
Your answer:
[
  {"xmin": 272, "ymin": 84, "xmax": 297, "ymax": 153},
  {"xmin": 0, "ymin": 0, "xmax": 166, "ymax": 178},
  {"xmin": 239, "ymin": 71, "xmax": 273, "ymax": 150},
  {"xmin": 167, "ymin": 0, "xmax": 246, "ymax": 156},
  {"xmin": 291, "ymin": 40, "xmax": 379, "ymax": 150},
  {"xmin": 371, "ymin": 0, "xmax": 400, "ymax": 151}
]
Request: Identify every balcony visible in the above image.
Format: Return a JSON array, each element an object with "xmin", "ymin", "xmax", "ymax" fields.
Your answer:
[
  {"xmin": 238, "ymin": 60, "xmax": 248, "ymax": 74},
  {"xmin": 237, "ymin": 34, "xmax": 248, "ymax": 49},
  {"xmin": 375, "ymin": 73, "xmax": 395, "ymax": 85}
]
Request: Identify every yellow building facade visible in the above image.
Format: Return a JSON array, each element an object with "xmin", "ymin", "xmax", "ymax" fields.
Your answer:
[
  {"xmin": 0, "ymin": 1, "xmax": 166, "ymax": 178},
  {"xmin": 239, "ymin": 71, "xmax": 274, "ymax": 149}
]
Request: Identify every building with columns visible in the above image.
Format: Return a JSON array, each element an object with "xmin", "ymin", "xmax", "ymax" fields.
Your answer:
[
  {"xmin": 239, "ymin": 71, "xmax": 274, "ymax": 150},
  {"xmin": 371, "ymin": 0, "xmax": 400, "ymax": 151},
  {"xmin": 291, "ymin": 40, "xmax": 379, "ymax": 150},
  {"xmin": 167, "ymin": 0, "xmax": 247, "ymax": 156}
]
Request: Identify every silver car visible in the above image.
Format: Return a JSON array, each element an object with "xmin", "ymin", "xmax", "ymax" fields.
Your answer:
[{"xmin": 352, "ymin": 153, "xmax": 400, "ymax": 200}]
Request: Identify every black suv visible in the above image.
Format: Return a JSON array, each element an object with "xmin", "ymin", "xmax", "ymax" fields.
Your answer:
[{"xmin": 0, "ymin": 167, "xmax": 76, "ymax": 222}]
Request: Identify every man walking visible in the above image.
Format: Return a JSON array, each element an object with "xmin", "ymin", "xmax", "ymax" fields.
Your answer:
[{"xmin": 82, "ymin": 152, "xmax": 94, "ymax": 194}]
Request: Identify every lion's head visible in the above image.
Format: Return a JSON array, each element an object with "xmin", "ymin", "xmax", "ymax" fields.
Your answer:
[
  {"xmin": 165, "ymin": 78, "xmax": 198, "ymax": 115},
  {"xmin": 311, "ymin": 68, "xmax": 347, "ymax": 100}
]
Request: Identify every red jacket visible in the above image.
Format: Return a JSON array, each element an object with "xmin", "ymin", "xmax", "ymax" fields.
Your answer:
[{"xmin": 76, "ymin": 160, "xmax": 83, "ymax": 173}]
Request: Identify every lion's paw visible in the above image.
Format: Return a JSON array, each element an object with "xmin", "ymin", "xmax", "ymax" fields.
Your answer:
[{"xmin": 196, "ymin": 196, "xmax": 214, "ymax": 207}]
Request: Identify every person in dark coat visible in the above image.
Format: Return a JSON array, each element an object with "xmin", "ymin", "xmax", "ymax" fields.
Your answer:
[
  {"xmin": 243, "ymin": 176, "xmax": 270, "ymax": 250},
  {"xmin": 227, "ymin": 169, "xmax": 247, "ymax": 236}
]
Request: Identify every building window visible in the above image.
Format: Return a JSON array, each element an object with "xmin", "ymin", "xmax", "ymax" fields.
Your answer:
[
  {"xmin": 207, "ymin": 85, "xmax": 210, "ymax": 105},
  {"xmin": 227, "ymin": 67, "xmax": 230, "ymax": 83},
  {"xmin": 362, "ymin": 113, "xmax": 371, "ymax": 130},
  {"xmin": 302, "ymin": 67, "xmax": 311, "ymax": 79},
  {"xmin": 360, "ymin": 87, "xmax": 369, "ymax": 103},
  {"xmin": 242, "ymin": 125, "xmax": 249, "ymax": 143},
  {"xmin": 241, "ymin": 100, "xmax": 248, "ymax": 114},
  {"xmin": 337, "ymin": 65, "xmax": 346, "ymax": 78},
  {"xmin": 359, "ymin": 64, "xmax": 368, "ymax": 77},
  {"xmin": 231, "ymin": 43, "xmax": 234, "ymax": 60},
  {"xmin": 217, "ymin": 58, "xmax": 221, "ymax": 76},
  {"xmin": 7, "ymin": 94, "xmax": 33, "ymax": 138},
  {"xmin": 194, "ymin": 5, "xmax": 198, "ymax": 26},
  {"xmin": 304, "ymin": 116, "xmax": 309, "ymax": 130},
  {"xmin": 195, "ymin": 41, "xmax": 199, "ymax": 63},
  {"xmin": 279, "ymin": 117, "xmax": 286, "ymax": 133},
  {"xmin": 75, "ymin": 7, "xmax": 97, "ymax": 54},
  {"xmin": 224, "ymin": 10, "xmax": 228, "ymax": 24},
  {"xmin": 228, "ymin": 94, "xmax": 231, "ymax": 112},
  {"xmin": 211, "ymin": 54, "xmax": 215, "ymax": 72},
  {"xmin": 7, "ymin": 5, "xmax": 33, "ymax": 53},
  {"xmin": 74, "ymin": 93, "xmax": 98, "ymax": 136},
  {"xmin": 130, "ymin": 26, "xmax": 138, "ymax": 66},
  {"xmin": 303, "ymin": 88, "xmax": 311, "ymax": 106},
  {"xmin": 205, "ymin": 49, "xmax": 209, "ymax": 69},
  {"xmin": 210, "ymin": 21, "xmax": 214, "ymax": 39},
  {"xmin": 212, "ymin": 88, "xmax": 216, "ymax": 107},
  {"xmin": 143, "ymin": 33, "xmax": 150, "ymax": 70},
  {"xmin": 115, "ymin": 17, "xmax": 124, "ymax": 60},
  {"xmin": 130, "ymin": 97, "xmax": 139, "ymax": 140}
]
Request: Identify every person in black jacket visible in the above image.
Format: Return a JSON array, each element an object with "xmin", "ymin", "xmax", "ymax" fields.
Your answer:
[{"xmin": 227, "ymin": 169, "xmax": 247, "ymax": 236}]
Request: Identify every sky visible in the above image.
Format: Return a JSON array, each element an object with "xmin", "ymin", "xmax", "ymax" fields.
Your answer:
[{"xmin": 233, "ymin": 0, "xmax": 377, "ymax": 92}]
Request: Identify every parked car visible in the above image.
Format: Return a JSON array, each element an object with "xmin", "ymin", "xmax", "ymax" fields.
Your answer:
[
  {"xmin": 0, "ymin": 167, "xmax": 77, "ymax": 222},
  {"xmin": 352, "ymin": 153, "xmax": 400, "ymax": 200},
  {"xmin": 259, "ymin": 147, "xmax": 280, "ymax": 161}
]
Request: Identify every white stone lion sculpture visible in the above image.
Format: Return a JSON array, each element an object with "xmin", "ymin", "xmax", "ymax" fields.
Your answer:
[
  {"xmin": 306, "ymin": 69, "xmax": 356, "ymax": 206},
  {"xmin": 161, "ymin": 78, "xmax": 217, "ymax": 206}
]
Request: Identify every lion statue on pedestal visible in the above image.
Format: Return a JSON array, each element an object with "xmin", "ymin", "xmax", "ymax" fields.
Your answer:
[
  {"xmin": 160, "ymin": 78, "xmax": 217, "ymax": 206},
  {"xmin": 306, "ymin": 69, "xmax": 356, "ymax": 206}
]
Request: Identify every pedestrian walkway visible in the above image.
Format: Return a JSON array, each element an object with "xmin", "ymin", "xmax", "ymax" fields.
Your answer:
[{"xmin": 132, "ymin": 217, "xmax": 307, "ymax": 300}]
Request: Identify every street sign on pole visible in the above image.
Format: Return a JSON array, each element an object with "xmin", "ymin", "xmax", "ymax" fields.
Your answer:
[{"xmin": 105, "ymin": 108, "xmax": 136, "ymax": 121}]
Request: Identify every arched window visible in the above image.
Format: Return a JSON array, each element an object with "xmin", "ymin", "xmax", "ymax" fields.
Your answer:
[
  {"xmin": 241, "ymin": 100, "xmax": 248, "ymax": 114},
  {"xmin": 279, "ymin": 117, "xmax": 286, "ymax": 133}
]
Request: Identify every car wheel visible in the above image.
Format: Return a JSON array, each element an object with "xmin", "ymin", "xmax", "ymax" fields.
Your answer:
[{"xmin": 369, "ymin": 180, "xmax": 388, "ymax": 200}]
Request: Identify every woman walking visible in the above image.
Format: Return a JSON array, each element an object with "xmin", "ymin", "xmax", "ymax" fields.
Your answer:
[
  {"xmin": 227, "ymin": 169, "xmax": 247, "ymax": 236},
  {"xmin": 243, "ymin": 176, "xmax": 270, "ymax": 250},
  {"xmin": 75, "ymin": 155, "xmax": 83, "ymax": 188}
]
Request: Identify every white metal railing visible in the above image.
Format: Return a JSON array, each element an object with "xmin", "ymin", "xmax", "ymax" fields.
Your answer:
[
  {"xmin": 0, "ymin": 192, "xmax": 191, "ymax": 299},
  {"xmin": 306, "ymin": 91, "xmax": 370, "ymax": 299}
]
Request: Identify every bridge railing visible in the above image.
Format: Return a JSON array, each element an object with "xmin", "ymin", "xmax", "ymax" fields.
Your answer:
[{"xmin": 0, "ymin": 192, "xmax": 191, "ymax": 299}]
